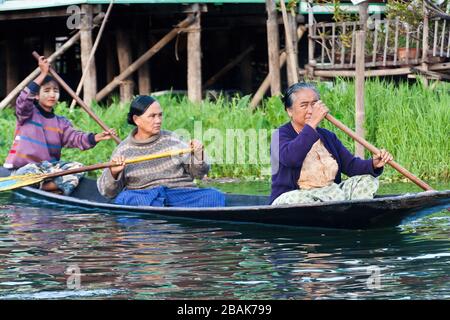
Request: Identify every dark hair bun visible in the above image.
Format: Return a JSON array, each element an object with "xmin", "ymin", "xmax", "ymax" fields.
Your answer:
[{"xmin": 127, "ymin": 95, "xmax": 157, "ymax": 126}]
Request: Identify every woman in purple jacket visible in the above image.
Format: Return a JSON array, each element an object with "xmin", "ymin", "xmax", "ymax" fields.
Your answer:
[
  {"xmin": 270, "ymin": 83, "xmax": 393, "ymax": 205},
  {"xmin": 3, "ymin": 56, "xmax": 116, "ymax": 195}
]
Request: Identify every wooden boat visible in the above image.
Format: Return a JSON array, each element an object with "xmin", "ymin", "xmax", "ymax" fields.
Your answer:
[{"xmin": 2, "ymin": 171, "xmax": 449, "ymax": 230}]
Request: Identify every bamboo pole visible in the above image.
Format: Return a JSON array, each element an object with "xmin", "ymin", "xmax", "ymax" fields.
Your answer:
[
  {"xmin": 281, "ymin": 0, "xmax": 298, "ymax": 85},
  {"xmin": 265, "ymin": 0, "xmax": 281, "ymax": 95},
  {"xmin": 203, "ymin": 46, "xmax": 254, "ymax": 89},
  {"xmin": 70, "ymin": 0, "xmax": 114, "ymax": 111},
  {"xmin": 32, "ymin": 51, "xmax": 121, "ymax": 144},
  {"xmin": 95, "ymin": 16, "xmax": 195, "ymax": 102},
  {"xmin": 355, "ymin": 31, "xmax": 365, "ymax": 158}
]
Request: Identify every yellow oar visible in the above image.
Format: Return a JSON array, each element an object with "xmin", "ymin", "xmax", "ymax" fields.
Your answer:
[{"xmin": 0, "ymin": 148, "xmax": 193, "ymax": 192}]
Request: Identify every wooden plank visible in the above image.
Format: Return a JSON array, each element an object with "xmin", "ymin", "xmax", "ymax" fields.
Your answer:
[
  {"xmin": 332, "ymin": 23, "xmax": 335, "ymax": 66},
  {"xmin": 372, "ymin": 20, "xmax": 378, "ymax": 64},
  {"xmin": 383, "ymin": 20, "xmax": 389, "ymax": 66},
  {"xmin": 433, "ymin": 20, "xmax": 438, "ymax": 56},
  {"xmin": 441, "ymin": 20, "xmax": 446, "ymax": 57},
  {"xmin": 266, "ymin": 0, "xmax": 281, "ymax": 95},
  {"xmin": 394, "ymin": 17, "xmax": 399, "ymax": 65},
  {"xmin": 405, "ymin": 23, "xmax": 410, "ymax": 65},
  {"xmin": 350, "ymin": 25, "xmax": 356, "ymax": 67}
]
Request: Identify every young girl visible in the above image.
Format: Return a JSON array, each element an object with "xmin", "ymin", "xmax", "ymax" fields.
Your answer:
[{"xmin": 3, "ymin": 56, "xmax": 116, "ymax": 195}]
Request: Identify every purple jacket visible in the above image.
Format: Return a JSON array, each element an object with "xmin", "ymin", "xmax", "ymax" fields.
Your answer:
[
  {"xmin": 3, "ymin": 82, "xmax": 96, "ymax": 169},
  {"xmin": 270, "ymin": 122, "xmax": 382, "ymax": 204}
]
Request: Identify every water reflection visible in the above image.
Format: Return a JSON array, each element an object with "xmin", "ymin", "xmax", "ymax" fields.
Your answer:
[{"xmin": 0, "ymin": 192, "xmax": 449, "ymax": 300}]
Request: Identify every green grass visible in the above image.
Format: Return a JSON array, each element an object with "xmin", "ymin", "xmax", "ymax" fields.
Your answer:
[{"xmin": 0, "ymin": 79, "xmax": 448, "ymax": 182}]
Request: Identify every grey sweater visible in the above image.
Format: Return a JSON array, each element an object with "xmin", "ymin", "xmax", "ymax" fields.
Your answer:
[{"xmin": 97, "ymin": 129, "xmax": 210, "ymax": 199}]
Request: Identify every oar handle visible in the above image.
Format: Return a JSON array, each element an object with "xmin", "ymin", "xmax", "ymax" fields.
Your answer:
[
  {"xmin": 32, "ymin": 51, "xmax": 121, "ymax": 144},
  {"xmin": 44, "ymin": 148, "xmax": 193, "ymax": 180},
  {"xmin": 325, "ymin": 114, "xmax": 434, "ymax": 191}
]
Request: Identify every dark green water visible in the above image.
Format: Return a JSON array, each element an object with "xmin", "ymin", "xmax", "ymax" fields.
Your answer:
[{"xmin": 0, "ymin": 182, "xmax": 449, "ymax": 300}]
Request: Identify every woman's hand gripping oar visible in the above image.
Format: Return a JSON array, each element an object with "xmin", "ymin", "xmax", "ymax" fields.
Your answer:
[{"xmin": 0, "ymin": 148, "xmax": 193, "ymax": 192}]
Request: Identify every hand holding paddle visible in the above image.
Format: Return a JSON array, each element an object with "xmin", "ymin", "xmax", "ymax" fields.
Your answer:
[
  {"xmin": 32, "ymin": 51, "xmax": 121, "ymax": 144},
  {"xmin": 0, "ymin": 148, "xmax": 193, "ymax": 192}
]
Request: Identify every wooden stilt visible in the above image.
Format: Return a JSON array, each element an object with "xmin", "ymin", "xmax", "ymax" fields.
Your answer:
[
  {"xmin": 105, "ymin": 32, "xmax": 116, "ymax": 85},
  {"xmin": 281, "ymin": 0, "xmax": 299, "ymax": 85},
  {"xmin": 187, "ymin": 6, "xmax": 202, "ymax": 103},
  {"xmin": 5, "ymin": 37, "xmax": 19, "ymax": 97},
  {"xmin": 265, "ymin": 0, "xmax": 281, "ymax": 96},
  {"xmin": 138, "ymin": 25, "xmax": 152, "ymax": 95},
  {"xmin": 116, "ymin": 26, "xmax": 135, "ymax": 103},
  {"xmin": 80, "ymin": 4, "xmax": 97, "ymax": 104},
  {"xmin": 421, "ymin": 3, "xmax": 430, "ymax": 87},
  {"xmin": 355, "ymin": 31, "xmax": 365, "ymax": 158}
]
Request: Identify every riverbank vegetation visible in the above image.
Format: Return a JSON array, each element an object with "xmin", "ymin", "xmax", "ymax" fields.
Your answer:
[{"xmin": 0, "ymin": 79, "xmax": 448, "ymax": 182}]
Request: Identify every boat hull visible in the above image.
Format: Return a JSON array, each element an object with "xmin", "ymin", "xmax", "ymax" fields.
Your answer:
[{"xmin": 6, "ymin": 175, "xmax": 449, "ymax": 230}]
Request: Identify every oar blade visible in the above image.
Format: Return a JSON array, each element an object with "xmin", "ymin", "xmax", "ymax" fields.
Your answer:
[{"xmin": 0, "ymin": 174, "xmax": 45, "ymax": 192}]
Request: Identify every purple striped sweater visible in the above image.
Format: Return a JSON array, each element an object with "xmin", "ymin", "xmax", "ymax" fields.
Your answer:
[{"xmin": 3, "ymin": 82, "xmax": 96, "ymax": 169}]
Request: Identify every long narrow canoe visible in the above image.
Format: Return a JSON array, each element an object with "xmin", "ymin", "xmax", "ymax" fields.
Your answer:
[{"xmin": 1, "ymin": 168, "xmax": 448, "ymax": 230}]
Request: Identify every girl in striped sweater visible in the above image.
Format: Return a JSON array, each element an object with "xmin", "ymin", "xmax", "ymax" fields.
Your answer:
[{"xmin": 3, "ymin": 56, "xmax": 116, "ymax": 195}]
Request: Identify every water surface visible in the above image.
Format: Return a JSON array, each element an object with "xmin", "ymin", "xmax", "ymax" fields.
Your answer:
[{"xmin": 0, "ymin": 183, "xmax": 449, "ymax": 300}]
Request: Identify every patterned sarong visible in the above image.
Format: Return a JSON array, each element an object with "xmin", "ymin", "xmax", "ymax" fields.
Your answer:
[
  {"xmin": 14, "ymin": 160, "xmax": 85, "ymax": 195},
  {"xmin": 114, "ymin": 186, "xmax": 226, "ymax": 207},
  {"xmin": 272, "ymin": 174, "xmax": 379, "ymax": 205}
]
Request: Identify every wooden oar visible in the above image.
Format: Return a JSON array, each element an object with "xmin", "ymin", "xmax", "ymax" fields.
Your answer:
[
  {"xmin": 0, "ymin": 148, "xmax": 192, "ymax": 192},
  {"xmin": 32, "ymin": 51, "xmax": 121, "ymax": 144},
  {"xmin": 325, "ymin": 114, "xmax": 434, "ymax": 191}
]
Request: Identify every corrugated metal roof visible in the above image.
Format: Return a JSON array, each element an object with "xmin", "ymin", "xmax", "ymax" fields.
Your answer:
[
  {"xmin": 0, "ymin": 0, "xmax": 265, "ymax": 12},
  {"xmin": 0, "ymin": 0, "xmax": 386, "ymax": 13}
]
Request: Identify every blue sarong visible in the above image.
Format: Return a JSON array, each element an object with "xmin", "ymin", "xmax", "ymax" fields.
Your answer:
[{"xmin": 114, "ymin": 186, "xmax": 226, "ymax": 207}]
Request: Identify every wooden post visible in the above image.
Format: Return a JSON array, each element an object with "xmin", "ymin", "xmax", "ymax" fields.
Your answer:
[
  {"xmin": 266, "ymin": 0, "xmax": 281, "ymax": 95},
  {"xmin": 355, "ymin": 31, "xmax": 366, "ymax": 158},
  {"xmin": 307, "ymin": 0, "xmax": 315, "ymax": 64},
  {"xmin": 421, "ymin": 2, "xmax": 430, "ymax": 87},
  {"xmin": 5, "ymin": 37, "xmax": 19, "ymax": 97},
  {"xmin": 359, "ymin": 2, "xmax": 369, "ymax": 33},
  {"xmin": 105, "ymin": 32, "xmax": 116, "ymax": 85},
  {"xmin": 95, "ymin": 16, "xmax": 194, "ymax": 102},
  {"xmin": 80, "ymin": 4, "xmax": 97, "ymax": 104},
  {"xmin": 116, "ymin": 26, "xmax": 135, "ymax": 103},
  {"xmin": 280, "ymin": 0, "xmax": 299, "ymax": 85},
  {"xmin": 138, "ymin": 28, "xmax": 152, "ymax": 95},
  {"xmin": 187, "ymin": 5, "xmax": 202, "ymax": 103}
]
